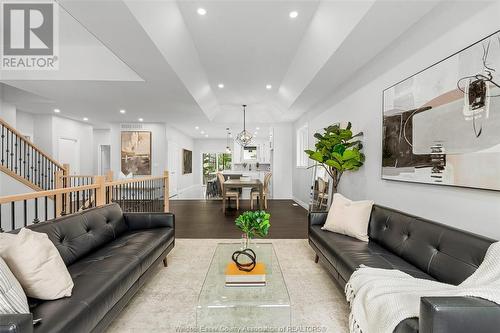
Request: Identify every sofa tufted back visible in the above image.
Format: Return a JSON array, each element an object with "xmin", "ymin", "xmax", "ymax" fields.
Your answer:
[
  {"xmin": 27, "ymin": 203, "xmax": 128, "ymax": 266},
  {"xmin": 368, "ymin": 205, "xmax": 495, "ymax": 285}
]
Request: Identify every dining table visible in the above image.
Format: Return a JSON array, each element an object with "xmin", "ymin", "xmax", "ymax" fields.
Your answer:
[{"xmin": 222, "ymin": 178, "xmax": 264, "ymax": 213}]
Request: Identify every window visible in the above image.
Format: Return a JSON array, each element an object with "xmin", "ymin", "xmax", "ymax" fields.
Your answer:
[
  {"xmin": 217, "ymin": 153, "xmax": 232, "ymax": 171},
  {"xmin": 296, "ymin": 124, "xmax": 309, "ymax": 168},
  {"xmin": 202, "ymin": 152, "xmax": 232, "ymax": 185}
]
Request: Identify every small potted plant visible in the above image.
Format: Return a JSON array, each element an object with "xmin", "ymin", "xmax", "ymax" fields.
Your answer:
[{"xmin": 235, "ymin": 210, "xmax": 271, "ymax": 249}]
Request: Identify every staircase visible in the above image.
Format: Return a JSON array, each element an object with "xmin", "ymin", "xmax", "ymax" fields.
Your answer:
[{"xmin": 0, "ymin": 117, "xmax": 66, "ymax": 191}]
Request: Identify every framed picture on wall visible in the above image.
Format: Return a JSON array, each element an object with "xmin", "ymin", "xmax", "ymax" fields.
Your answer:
[
  {"xmin": 382, "ymin": 30, "xmax": 500, "ymax": 191},
  {"xmin": 121, "ymin": 131, "xmax": 151, "ymax": 176},
  {"xmin": 183, "ymin": 149, "xmax": 192, "ymax": 174}
]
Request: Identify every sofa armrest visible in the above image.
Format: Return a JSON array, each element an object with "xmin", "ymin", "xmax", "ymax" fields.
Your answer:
[
  {"xmin": 419, "ymin": 296, "xmax": 500, "ymax": 333},
  {"xmin": 0, "ymin": 314, "xmax": 33, "ymax": 333},
  {"xmin": 308, "ymin": 211, "xmax": 328, "ymax": 227},
  {"xmin": 123, "ymin": 213, "xmax": 175, "ymax": 231}
]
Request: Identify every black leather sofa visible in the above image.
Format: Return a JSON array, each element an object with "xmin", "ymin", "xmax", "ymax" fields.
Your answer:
[
  {"xmin": 0, "ymin": 203, "xmax": 175, "ymax": 333},
  {"xmin": 309, "ymin": 205, "xmax": 500, "ymax": 333}
]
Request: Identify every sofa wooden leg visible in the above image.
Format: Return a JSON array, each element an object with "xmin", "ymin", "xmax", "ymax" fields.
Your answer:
[
  {"xmin": 163, "ymin": 257, "xmax": 168, "ymax": 267},
  {"xmin": 314, "ymin": 254, "xmax": 319, "ymax": 263}
]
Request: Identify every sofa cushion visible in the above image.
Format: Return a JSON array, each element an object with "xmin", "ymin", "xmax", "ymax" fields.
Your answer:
[
  {"xmin": 368, "ymin": 205, "xmax": 494, "ymax": 285},
  {"xmin": 31, "ymin": 227, "xmax": 173, "ymax": 333},
  {"xmin": 310, "ymin": 225, "xmax": 435, "ymax": 282},
  {"xmin": 0, "ymin": 229, "xmax": 74, "ymax": 300},
  {"xmin": 27, "ymin": 204, "xmax": 128, "ymax": 266}
]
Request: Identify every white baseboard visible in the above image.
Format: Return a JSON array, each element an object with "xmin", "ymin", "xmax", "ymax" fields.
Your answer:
[{"xmin": 292, "ymin": 197, "xmax": 309, "ymax": 210}]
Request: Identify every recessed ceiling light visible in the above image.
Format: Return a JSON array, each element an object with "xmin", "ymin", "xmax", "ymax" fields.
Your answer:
[
  {"xmin": 256, "ymin": 127, "xmax": 260, "ymax": 130},
  {"xmin": 201, "ymin": 130, "xmax": 205, "ymax": 134},
  {"xmin": 54, "ymin": 108, "xmax": 60, "ymax": 113},
  {"xmin": 195, "ymin": 126, "xmax": 199, "ymax": 130},
  {"xmin": 83, "ymin": 117, "xmax": 88, "ymax": 121},
  {"xmin": 289, "ymin": 11, "xmax": 298, "ymax": 18},
  {"xmin": 205, "ymin": 134, "xmax": 209, "ymax": 138},
  {"xmin": 265, "ymin": 84, "xmax": 272, "ymax": 90},
  {"xmin": 218, "ymin": 83, "xmax": 224, "ymax": 89},
  {"xmin": 138, "ymin": 118, "xmax": 144, "ymax": 122},
  {"xmin": 197, "ymin": 8, "xmax": 207, "ymax": 16},
  {"xmin": 120, "ymin": 109, "xmax": 126, "ymax": 114}
]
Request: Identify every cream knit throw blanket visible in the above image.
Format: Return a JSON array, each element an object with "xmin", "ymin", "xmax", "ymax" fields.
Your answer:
[{"xmin": 345, "ymin": 242, "xmax": 500, "ymax": 333}]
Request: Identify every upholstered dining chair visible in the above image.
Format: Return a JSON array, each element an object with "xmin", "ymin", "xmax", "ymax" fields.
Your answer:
[
  {"xmin": 250, "ymin": 172, "xmax": 272, "ymax": 210},
  {"xmin": 217, "ymin": 173, "xmax": 239, "ymax": 210}
]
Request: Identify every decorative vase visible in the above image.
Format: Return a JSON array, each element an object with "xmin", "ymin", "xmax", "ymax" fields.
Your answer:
[{"xmin": 241, "ymin": 233, "xmax": 252, "ymax": 250}]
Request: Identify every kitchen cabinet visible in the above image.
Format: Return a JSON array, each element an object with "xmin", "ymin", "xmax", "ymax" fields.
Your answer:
[{"xmin": 233, "ymin": 142, "xmax": 242, "ymax": 163}]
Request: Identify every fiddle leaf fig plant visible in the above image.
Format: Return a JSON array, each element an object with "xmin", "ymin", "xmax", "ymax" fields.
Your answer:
[{"xmin": 305, "ymin": 122, "xmax": 365, "ymax": 192}]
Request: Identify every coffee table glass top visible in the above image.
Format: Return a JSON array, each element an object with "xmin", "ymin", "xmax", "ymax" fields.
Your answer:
[{"xmin": 197, "ymin": 243, "xmax": 291, "ymax": 330}]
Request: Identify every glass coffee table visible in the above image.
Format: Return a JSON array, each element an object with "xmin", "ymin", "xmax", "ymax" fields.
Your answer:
[{"xmin": 197, "ymin": 243, "xmax": 291, "ymax": 331}]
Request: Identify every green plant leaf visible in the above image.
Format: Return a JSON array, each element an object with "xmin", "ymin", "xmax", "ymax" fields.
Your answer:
[
  {"xmin": 310, "ymin": 152, "xmax": 324, "ymax": 162},
  {"xmin": 332, "ymin": 144, "xmax": 346, "ymax": 155},
  {"xmin": 325, "ymin": 159, "xmax": 342, "ymax": 170},
  {"xmin": 342, "ymin": 149, "xmax": 358, "ymax": 161}
]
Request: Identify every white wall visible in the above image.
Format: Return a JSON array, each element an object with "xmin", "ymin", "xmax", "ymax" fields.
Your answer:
[
  {"xmin": 15, "ymin": 111, "xmax": 34, "ymax": 140},
  {"xmin": 272, "ymin": 123, "xmax": 293, "ymax": 199},
  {"xmin": 0, "ymin": 100, "xmax": 16, "ymax": 127},
  {"xmin": 166, "ymin": 125, "xmax": 195, "ymax": 191},
  {"xmin": 33, "ymin": 114, "xmax": 53, "ymax": 155},
  {"xmin": 293, "ymin": 1, "xmax": 500, "ymax": 239}
]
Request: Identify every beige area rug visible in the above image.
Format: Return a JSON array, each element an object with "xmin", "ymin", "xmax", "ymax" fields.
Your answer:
[{"xmin": 106, "ymin": 239, "xmax": 350, "ymax": 333}]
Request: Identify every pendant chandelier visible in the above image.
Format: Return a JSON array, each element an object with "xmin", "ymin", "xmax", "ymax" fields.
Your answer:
[
  {"xmin": 235, "ymin": 104, "xmax": 253, "ymax": 147},
  {"xmin": 225, "ymin": 128, "xmax": 232, "ymax": 154}
]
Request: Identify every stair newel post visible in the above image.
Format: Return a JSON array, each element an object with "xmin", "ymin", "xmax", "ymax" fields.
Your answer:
[
  {"xmin": 63, "ymin": 164, "xmax": 70, "ymax": 187},
  {"xmin": 54, "ymin": 170, "xmax": 65, "ymax": 217},
  {"xmin": 95, "ymin": 176, "xmax": 107, "ymax": 208},
  {"xmin": 105, "ymin": 170, "xmax": 114, "ymax": 182},
  {"xmin": 163, "ymin": 170, "xmax": 169, "ymax": 213}
]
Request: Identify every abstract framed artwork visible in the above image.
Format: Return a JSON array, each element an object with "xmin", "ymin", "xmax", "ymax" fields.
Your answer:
[
  {"xmin": 183, "ymin": 149, "xmax": 192, "ymax": 174},
  {"xmin": 382, "ymin": 30, "xmax": 500, "ymax": 191},
  {"xmin": 121, "ymin": 131, "xmax": 151, "ymax": 176}
]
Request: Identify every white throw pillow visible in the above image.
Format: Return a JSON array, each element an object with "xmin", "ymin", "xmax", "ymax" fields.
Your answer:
[
  {"xmin": 0, "ymin": 257, "xmax": 29, "ymax": 314},
  {"xmin": 0, "ymin": 228, "xmax": 74, "ymax": 300},
  {"xmin": 322, "ymin": 193, "xmax": 374, "ymax": 242}
]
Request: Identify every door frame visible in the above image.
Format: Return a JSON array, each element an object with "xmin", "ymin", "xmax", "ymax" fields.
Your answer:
[{"xmin": 98, "ymin": 144, "xmax": 111, "ymax": 176}]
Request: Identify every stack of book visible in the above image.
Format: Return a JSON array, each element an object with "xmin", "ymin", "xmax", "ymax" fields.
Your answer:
[{"xmin": 224, "ymin": 262, "xmax": 266, "ymax": 287}]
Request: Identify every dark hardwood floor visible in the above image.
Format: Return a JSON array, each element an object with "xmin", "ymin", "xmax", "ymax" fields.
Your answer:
[{"xmin": 170, "ymin": 199, "xmax": 308, "ymax": 239}]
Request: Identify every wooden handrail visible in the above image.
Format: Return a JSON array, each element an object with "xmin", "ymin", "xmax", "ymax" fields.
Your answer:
[
  {"xmin": 62, "ymin": 175, "xmax": 95, "ymax": 179},
  {"xmin": 0, "ymin": 117, "xmax": 65, "ymax": 171},
  {"xmin": 0, "ymin": 183, "xmax": 99, "ymax": 204}
]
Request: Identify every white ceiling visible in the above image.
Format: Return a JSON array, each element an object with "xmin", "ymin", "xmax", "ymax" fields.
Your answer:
[{"xmin": 0, "ymin": 0, "xmax": 446, "ymax": 138}]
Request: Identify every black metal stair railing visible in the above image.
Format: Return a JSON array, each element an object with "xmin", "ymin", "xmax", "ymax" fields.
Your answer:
[
  {"xmin": 105, "ymin": 177, "xmax": 165, "ymax": 213},
  {"xmin": 0, "ymin": 118, "xmax": 65, "ymax": 190}
]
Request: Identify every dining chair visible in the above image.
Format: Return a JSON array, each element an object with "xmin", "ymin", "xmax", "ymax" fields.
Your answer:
[
  {"xmin": 250, "ymin": 172, "xmax": 272, "ymax": 210},
  {"xmin": 317, "ymin": 177, "xmax": 329, "ymax": 209},
  {"xmin": 217, "ymin": 173, "xmax": 239, "ymax": 210}
]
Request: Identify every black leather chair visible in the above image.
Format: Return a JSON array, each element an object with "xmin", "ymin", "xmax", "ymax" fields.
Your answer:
[
  {"xmin": 309, "ymin": 205, "xmax": 500, "ymax": 333},
  {"xmin": 0, "ymin": 203, "xmax": 175, "ymax": 333}
]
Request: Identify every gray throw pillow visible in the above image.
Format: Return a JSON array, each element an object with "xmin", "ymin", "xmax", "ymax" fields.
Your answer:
[{"xmin": 0, "ymin": 257, "xmax": 29, "ymax": 314}]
